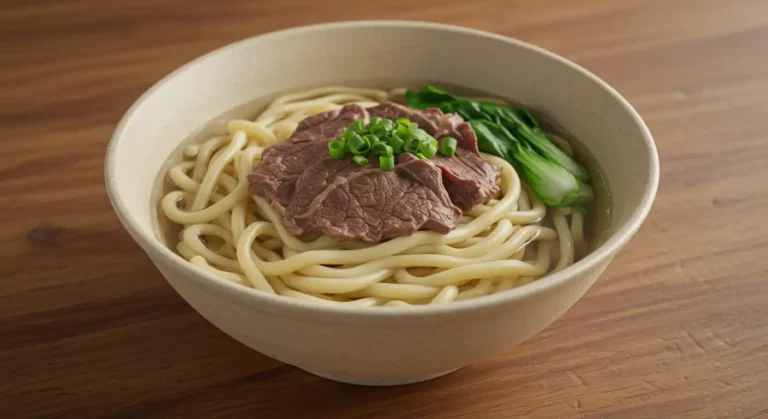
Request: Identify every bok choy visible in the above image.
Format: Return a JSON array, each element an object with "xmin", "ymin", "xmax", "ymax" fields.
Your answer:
[{"xmin": 405, "ymin": 85, "xmax": 594, "ymax": 207}]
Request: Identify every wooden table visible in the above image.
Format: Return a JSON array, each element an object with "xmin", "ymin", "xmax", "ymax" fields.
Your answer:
[{"xmin": 2, "ymin": 0, "xmax": 767, "ymax": 417}]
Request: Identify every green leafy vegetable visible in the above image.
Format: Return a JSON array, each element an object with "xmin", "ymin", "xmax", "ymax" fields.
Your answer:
[
  {"xmin": 406, "ymin": 85, "xmax": 594, "ymax": 207},
  {"xmin": 480, "ymin": 104, "xmax": 589, "ymax": 181},
  {"xmin": 513, "ymin": 142, "xmax": 581, "ymax": 207}
]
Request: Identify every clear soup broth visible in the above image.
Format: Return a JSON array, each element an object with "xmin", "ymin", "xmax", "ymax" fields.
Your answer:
[{"xmin": 151, "ymin": 80, "xmax": 612, "ymax": 306}]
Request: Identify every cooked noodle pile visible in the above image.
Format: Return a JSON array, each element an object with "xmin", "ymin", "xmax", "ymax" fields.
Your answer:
[{"xmin": 160, "ymin": 87, "xmax": 587, "ymax": 307}]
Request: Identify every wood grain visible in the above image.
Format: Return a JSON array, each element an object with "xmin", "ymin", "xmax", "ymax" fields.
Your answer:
[{"xmin": 1, "ymin": 0, "xmax": 767, "ymax": 417}]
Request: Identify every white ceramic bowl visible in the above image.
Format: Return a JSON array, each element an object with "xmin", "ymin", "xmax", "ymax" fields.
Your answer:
[{"xmin": 106, "ymin": 21, "xmax": 658, "ymax": 386}]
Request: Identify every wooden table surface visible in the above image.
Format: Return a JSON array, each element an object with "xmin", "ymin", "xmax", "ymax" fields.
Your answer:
[{"xmin": 2, "ymin": 0, "xmax": 768, "ymax": 418}]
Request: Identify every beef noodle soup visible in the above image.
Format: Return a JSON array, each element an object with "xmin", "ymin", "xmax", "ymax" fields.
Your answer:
[{"xmin": 152, "ymin": 83, "xmax": 611, "ymax": 307}]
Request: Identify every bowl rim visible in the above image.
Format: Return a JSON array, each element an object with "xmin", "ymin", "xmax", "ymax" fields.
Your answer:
[{"xmin": 105, "ymin": 20, "xmax": 659, "ymax": 319}]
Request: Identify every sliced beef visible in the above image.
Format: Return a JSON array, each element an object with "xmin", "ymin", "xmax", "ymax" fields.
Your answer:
[
  {"xmin": 281, "ymin": 155, "xmax": 461, "ymax": 242},
  {"xmin": 249, "ymin": 104, "xmax": 462, "ymax": 242},
  {"xmin": 433, "ymin": 149, "xmax": 499, "ymax": 211},
  {"xmin": 368, "ymin": 102, "xmax": 499, "ymax": 210},
  {"xmin": 250, "ymin": 105, "xmax": 368, "ymax": 210},
  {"xmin": 248, "ymin": 102, "xmax": 499, "ymax": 242}
]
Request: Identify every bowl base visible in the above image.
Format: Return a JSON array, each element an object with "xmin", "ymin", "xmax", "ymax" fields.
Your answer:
[{"xmin": 304, "ymin": 368, "xmax": 460, "ymax": 386}]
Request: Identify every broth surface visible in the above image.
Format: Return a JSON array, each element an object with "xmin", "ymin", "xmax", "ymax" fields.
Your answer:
[{"xmin": 151, "ymin": 80, "xmax": 612, "ymax": 253}]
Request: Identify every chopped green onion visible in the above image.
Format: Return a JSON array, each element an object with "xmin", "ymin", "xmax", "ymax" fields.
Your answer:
[
  {"xmin": 419, "ymin": 139, "xmax": 438, "ymax": 158},
  {"xmin": 426, "ymin": 138, "xmax": 438, "ymax": 148},
  {"xmin": 404, "ymin": 138, "xmax": 420, "ymax": 153},
  {"xmin": 412, "ymin": 129, "xmax": 433, "ymax": 143},
  {"xmin": 372, "ymin": 142, "xmax": 393, "ymax": 156},
  {"xmin": 347, "ymin": 133, "xmax": 370, "ymax": 155},
  {"xmin": 340, "ymin": 130, "xmax": 355, "ymax": 141},
  {"xmin": 353, "ymin": 155, "xmax": 369, "ymax": 166},
  {"xmin": 440, "ymin": 137, "xmax": 458, "ymax": 156},
  {"xmin": 364, "ymin": 134, "xmax": 380, "ymax": 145},
  {"xmin": 400, "ymin": 130, "xmax": 416, "ymax": 143},
  {"xmin": 380, "ymin": 154, "xmax": 395, "ymax": 170},
  {"xmin": 396, "ymin": 124, "xmax": 410, "ymax": 138},
  {"xmin": 329, "ymin": 140, "xmax": 345, "ymax": 159},
  {"xmin": 387, "ymin": 133, "xmax": 405, "ymax": 154},
  {"xmin": 347, "ymin": 120, "xmax": 365, "ymax": 133},
  {"xmin": 371, "ymin": 125, "xmax": 389, "ymax": 138},
  {"xmin": 379, "ymin": 119, "xmax": 395, "ymax": 131},
  {"xmin": 388, "ymin": 133, "xmax": 404, "ymax": 154},
  {"xmin": 330, "ymin": 117, "xmax": 457, "ymax": 169}
]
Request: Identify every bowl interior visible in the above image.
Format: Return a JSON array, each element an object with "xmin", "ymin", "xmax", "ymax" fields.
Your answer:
[{"xmin": 106, "ymin": 21, "xmax": 657, "ymax": 306}]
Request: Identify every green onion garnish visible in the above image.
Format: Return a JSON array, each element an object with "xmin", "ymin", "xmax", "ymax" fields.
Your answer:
[
  {"xmin": 440, "ymin": 137, "xmax": 458, "ymax": 156},
  {"xmin": 379, "ymin": 154, "xmax": 395, "ymax": 170},
  {"xmin": 404, "ymin": 138, "xmax": 420, "ymax": 153},
  {"xmin": 347, "ymin": 133, "xmax": 370, "ymax": 155},
  {"xmin": 372, "ymin": 142, "xmax": 393, "ymax": 156},
  {"xmin": 396, "ymin": 124, "xmax": 410, "ymax": 138},
  {"xmin": 364, "ymin": 134, "xmax": 380, "ymax": 145},
  {"xmin": 340, "ymin": 130, "xmax": 356, "ymax": 142},
  {"xmin": 412, "ymin": 130, "xmax": 432, "ymax": 143},
  {"xmin": 353, "ymin": 155, "xmax": 369, "ymax": 166},
  {"xmin": 388, "ymin": 133, "xmax": 404, "ymax": 154},
  {"xmin": 329, "ymin": 140, "xmax": 346, "ymax": 159},
  {"xmin": 329, "ymin": 118, "xmax": 455, "ymax": 168},
  {"xmin": 419, "ymin": 139, "xmax": 438, "ymax": 159},
  {"xmin": 371, "ymin": 125, "xmax": 388, "ymax": 138},
  {"xmin": 347, "ymin": 120, "xmax": 365, "ymax": 133}
]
